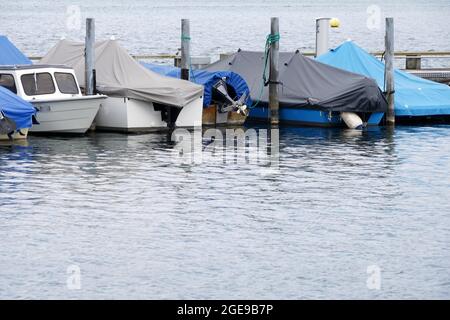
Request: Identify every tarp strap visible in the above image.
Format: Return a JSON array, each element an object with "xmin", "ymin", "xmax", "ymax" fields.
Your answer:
[{"xmin": 264, "ymin": 80, "xmax": 283, "ymax": 86}]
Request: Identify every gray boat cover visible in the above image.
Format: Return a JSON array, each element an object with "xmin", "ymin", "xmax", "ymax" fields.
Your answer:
[
  {"xmin": 40, "ymin": 40, "xmax": 203, "ymax": 108},
  {"xmin": 203, "ymin": 50, "xmax": 387, "ymax": 113}
]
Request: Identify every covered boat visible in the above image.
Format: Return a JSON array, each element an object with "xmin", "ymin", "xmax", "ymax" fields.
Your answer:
[
  {"xmin": 141, "ymin": 62, "xmax": 251, "ymax": 125},
  {"xmin": 0, "ymin": 35, "xmax": 32, "ymax": 65},
  {"xmin": 317, "ymin": 41, "xmax": 450, "ymax": 121},
  {"xmin": 203, "ymin": 50, "xmax": 387, "ymax": 127},
  {"xmin": 0, "ymin": 85, "xmax": 36, "ymax": 140},
  {"xmin": 40, "ymin": 40, "xmax": 204, "ymax": 131}
]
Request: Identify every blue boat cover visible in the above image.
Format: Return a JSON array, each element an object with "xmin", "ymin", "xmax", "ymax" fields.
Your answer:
[
  {"xmin": 0, "ymin": 35, "xmax": 32, "ymax": 65},
  {"xmin": 317, "ymin": 41, "xmax": 450, "ymax": 116},
  {"xmin": 0, "ymin": 86, "xmax": 36, "ymax": 129},
  {"xmin": 141, "ymin": 62, "xmax": 251, "ymax": 107}
]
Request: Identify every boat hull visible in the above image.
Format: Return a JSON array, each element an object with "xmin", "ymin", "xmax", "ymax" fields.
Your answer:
[
  {"xmin": 202, "ymin": 105, "xmax": 248, "ymax": 126},
  {"xmin": 248, "ymin": 106, "xmax": 384, "ymax": 127},
  {"xmin": 175, "ymin": 97, "xmax": 203, "ymax": 128},
  {"xmin": 0, "ymin": 128, "xmax": 29, "ymax": 141},
  {"xmin": 30, "ymin": 96, "xmax": 104, "ymax": 134},
  {"xmin": 95, "ymin": 96, "xmax": 203, "ymax": 132}
]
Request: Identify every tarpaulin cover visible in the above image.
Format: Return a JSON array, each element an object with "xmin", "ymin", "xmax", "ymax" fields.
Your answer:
[
  {"xmin": 0, "ymin": 35, "xmax": 32, "ymax": 65},
  {"xmin": 141, "ymin": 62, "xmax": 251, "ymax": 107},
  {"xmin": 0, "ymin": 86, "xmax": 36, "ymax": 129},
  {"xmin": 40, "ymin": 40, "xmax": 203, "ymax": 108},
  {"xmin": 203, "ymin": 50, "xmax": 387, "ymax": 113},
  {"xmin": 317, "ymin": 41, "xmax": 450, "ymax": 116}
]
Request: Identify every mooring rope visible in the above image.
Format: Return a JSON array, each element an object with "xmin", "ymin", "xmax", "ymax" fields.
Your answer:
[
  {"xmin": 180, "ymin": 34, "xmax": 197, "ymax": 82},
  {"xmin": 249, "ymin": 33, "xmax": 281, "ymax": 109},
  {"xmin": 263, "ymin": 33, "xmax": 280, "ymax": 85},
  {"xmin": 181, "ymin": 34, "xmax": 191, "ymax": 41}
]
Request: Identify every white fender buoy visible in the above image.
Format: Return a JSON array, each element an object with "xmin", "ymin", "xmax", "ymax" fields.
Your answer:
[{"xmin": 341, "ymin": 112, "xmax": 364, "ymax": 129}]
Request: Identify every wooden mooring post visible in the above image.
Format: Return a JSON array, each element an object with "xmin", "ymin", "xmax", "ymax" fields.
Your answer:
[
  {"xmin": 180, "ymin": 19, "xmax": 190, "ymax": 81},
  {"xmin": 269, "ymin": 17, "xmax": 280, "ymax": 125},
  {"xmin": 85, "ymin": 18, "xmax": 95, "ymax": 95},
  {"xmin": 385, "ymin": 17, "xmax": 395, "ymax": 125}
]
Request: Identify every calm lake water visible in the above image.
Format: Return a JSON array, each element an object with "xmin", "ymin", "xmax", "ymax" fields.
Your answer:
[
  {"xmin": 1, "ymin": 0, "xmax": 450, "ymax": 67},
  {"xmin": 1, "ymin": 126, "xmax": 450, "ymax": 299},
  {"xmin": 1, "ymin": 0, "xmax": 450, "ymax": 300}
]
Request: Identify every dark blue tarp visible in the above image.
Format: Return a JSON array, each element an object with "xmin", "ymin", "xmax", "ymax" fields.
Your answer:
[
  {"xmin": 141, "ymin": 62, "xmax": 251, "ymax": 107},
  {"xmin": 0, "ymin": 35, "xmax": 32, "ymax": 65},
  {"xmin": 0, "ymin": 86, "xmax": 36, "ymax": 129},
  {"xmin": 317, "ymin": 41, "xmax": 450, "ymax": 116}
]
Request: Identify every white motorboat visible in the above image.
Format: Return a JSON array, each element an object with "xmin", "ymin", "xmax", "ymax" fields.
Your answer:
[{"xmin": 0, "ymin": 65, "xmax": 106, "ymax": 134}]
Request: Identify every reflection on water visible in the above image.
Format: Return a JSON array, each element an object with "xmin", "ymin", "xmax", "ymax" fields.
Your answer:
[{"xmin": 0, "ymin": 125, "xmax": 449, "ymax": 299}]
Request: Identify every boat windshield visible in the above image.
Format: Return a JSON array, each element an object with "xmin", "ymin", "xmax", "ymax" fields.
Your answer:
[
  {"xmin": 55, "ymin": 72, "xmax": 79, "ymax": 94},
  {"xmin": 21, "ymin": 72, "xmax": 56, "ymax": 96}
]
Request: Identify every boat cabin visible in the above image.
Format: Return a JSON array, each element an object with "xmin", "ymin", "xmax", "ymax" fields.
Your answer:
[{"xmin": 0, "ymin": 65, "xmax": 82, "ymax": 101}]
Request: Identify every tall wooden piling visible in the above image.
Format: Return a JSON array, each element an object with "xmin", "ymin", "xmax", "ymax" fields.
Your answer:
[
  {"xmin": 269, "ymin": 17, "xmax": 280, "ymax": 125},
  {"xmin": 85, "ymin": 18, "xmax": 95, "ymax": 96},
  {"xmin": 385, "ymin": 17, "xmax": 395, "ymax": 125},
  {"xmin": 180, "ymin": 19, "xmax": 190, "ymax": 81}
]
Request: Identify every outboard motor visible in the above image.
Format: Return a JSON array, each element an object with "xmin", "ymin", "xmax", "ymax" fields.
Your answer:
[
  {"xmin": 0, "ymin": 110, "xmax": 17, "ymax": 137},
  {"xmin": 212, "ymin": 78, "xmax": 248, "ymax": 116}
]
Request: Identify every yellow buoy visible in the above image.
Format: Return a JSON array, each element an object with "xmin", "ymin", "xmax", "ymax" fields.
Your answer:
[{"xmin": 330, "ymin": 18, "xmax": 341, "ymax": 28}]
